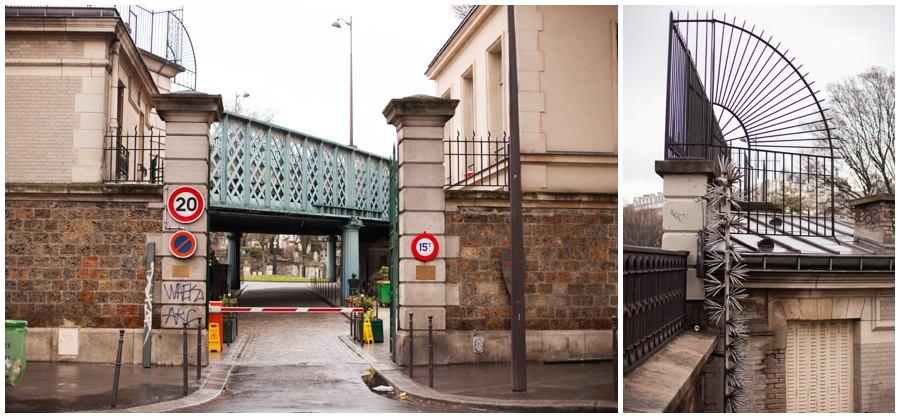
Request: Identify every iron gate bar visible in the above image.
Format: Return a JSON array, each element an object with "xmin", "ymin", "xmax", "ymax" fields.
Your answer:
[{"xmin": 210, "ymin": 306, "xmax": 363, "ymax": 313}]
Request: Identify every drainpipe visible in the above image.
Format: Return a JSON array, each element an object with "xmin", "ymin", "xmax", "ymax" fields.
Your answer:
[{"xmin": 108, "ymin": 40, "xmax": 121, "ymax": 134}]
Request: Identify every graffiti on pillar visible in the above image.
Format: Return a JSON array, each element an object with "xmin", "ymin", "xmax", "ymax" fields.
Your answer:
[
  {"xmin": 161, "ymin": 282, "xmax": 206, "ymax": 303},
  {"xmin": 669, "ymin": 210, "xmax": 686, "ymax": 222},
  {"xmin": 854, "ymin": 205, "xmax": 882, "ymax": 227},
  {"xmin": 161, "ymin": 305, "xmax": 204, "ymax": 328}
]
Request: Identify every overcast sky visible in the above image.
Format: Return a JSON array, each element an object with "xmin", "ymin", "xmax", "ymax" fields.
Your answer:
[
  {"xmin": 181, "ymin": 3, "xmax": 463, "ymax": 159},
  {"xmin": 622, "ymin": 5, "xmax": 895, "ymax": 205}
]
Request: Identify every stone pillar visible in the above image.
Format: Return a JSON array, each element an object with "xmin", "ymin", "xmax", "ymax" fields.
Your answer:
[
  {"xmin": 383, "ymin": 95, "xmax": 458, "ymax": 366},
  {"xmin": 227, "ymin": 232, "xmax": 242, "ymax": 293},
  {"xmin": 326, "ymin": 235, "xmax": 338, "ymax": 282},
  {"xmin": 341, "ymin": 218, "xmax": 363, "ymax": 300},
  {"xmin": 150, "ymin": 92, "xmax": 222, "ymax": 365},
  {"xmin": 848, "ymin": 194, "xmax": 895, "ymax": 246},
  {"xmin": 655, "ymin": 158, "xmax": 715, "ymax": 324}
]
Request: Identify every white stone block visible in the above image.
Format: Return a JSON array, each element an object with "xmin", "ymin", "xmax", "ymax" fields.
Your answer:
[
  {"xmin": 166, "ymin": 136, "xmax": 211, "ymax": 159},
  {"xmin": 163, "ymin": 160, "xmax": 210, "ymax": 185},
  {"xmin": 399, "ymin": 188, "xmax": 444, "ymax": 212},
  {"xmin": 662, "ymin": 199, "xmax": 705, "ymax": 232},
  {"xmin": 397, "ymin": 126, "xmax": 445, "ymax": 140},
  {"xmin": 81, "ymin": 76, "xmax": 106, "ymax": 94},
  {"xmin": 72, "ymin": 129, "xmax": 103, "ymax": 149},
  {"xmin": 74, "ymin": 93, "xmax": 104, "ymax": 112},
  {"xmin": 661, "ymin": 233, "xmax": 699, "ymax": 262},
  {"xmin": 399, "ymin": 211, "xmax": 445, "ymax": 235},
  {"xmin": 685, "ymin": 268, "xmax": 704, "ymax": 301},
  {"xmin": 80, "ymin": 112, "xmax": 106, "ymax": 130},
  {"xmin": 399, "ymin": 306, "xmax": 445, "ymax": 330},
  {"xmin": 165, "ymin": 121, "xmax": 215, "ymax": 136},
  {"xmin": 445, "ymin": 284, "xmax": 460, "ymax": 306},
  {"xmin": 399, "ymin": 283, "xmax": 446, "ymax": 306},
  {"xmin": 663, "ymin": 174, "xmax": 709, "ymax": 198},
  {"xmin": 399, "ymin": 259, "xmax": 445, "ymax": 283},
  {"xmin": 521, "ymin": 132, "xmax": 547, "ymax": 153},
  {"xmin": 161, "ymin": 255, "xmax": 208, "ymax": 280},
  {"xmin": 160, "ymin": 305, "xmax": 206, "ymax": 329},
  {"xmin": 399, "ymin": 163, "xmax": 444, "ymax": 188},
  {"xmin": 522, "ymin": 164, "xmax": 547, "ymax": 190},
  {"xmin": 400, "ymin": 234, "xmax": 447, "ymax": 259},
  {"xmin": 71, "ymin": 165, "xmax": 102, "ymax": 183},
  {"xmin": 399, "ymin": 138, "xmax": 443, "ymax": 164}
]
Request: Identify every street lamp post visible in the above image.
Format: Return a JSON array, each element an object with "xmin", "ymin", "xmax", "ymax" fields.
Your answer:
[
  {"xmin": 331, "ymin": 16, "xmax": 354, "ymax": 148},
  {"xmin": 234, "ymin": 91, "xmax": 249, "ymax": 114}
]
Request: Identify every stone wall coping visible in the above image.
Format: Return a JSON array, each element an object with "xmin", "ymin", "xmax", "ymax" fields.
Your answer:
[
  {"xmin": 623, "ymin": 331, "xmax": 717, "ymax": 413},
  {"xmin": 151, "ymin": 93, "xmax": 223, "ymax": 123},
  {"xmin": 6, "ymin": 182, "xmax": 163, "ymax": 199},
  {"xmin": 848, "ymin": 193, "xmax": 895, "ymax": 207},
  {"xmin": 654, "ymin": 157, "xmax": 716, "ymax": 177},
  {"xmin": 382, "ymin": 95, "xmax": 459, "ymax": 127}
]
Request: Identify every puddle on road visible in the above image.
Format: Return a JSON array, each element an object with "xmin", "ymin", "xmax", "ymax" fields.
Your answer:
[{"xmin": 361, "ymin": 368, "xmax": 396, "ymax": 399}]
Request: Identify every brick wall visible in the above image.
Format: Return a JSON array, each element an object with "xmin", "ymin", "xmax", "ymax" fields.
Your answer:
[
  {"xmin": 5, "ymin": 35, "xmax": 86, "ymax": 59},
  {"xmin": 5, "ymin": 199, "xmax": 162, "ymax": 329},
  {"xmin": 5, "ymin": 75, "xmax": 82, "ymax": 183},
  {"xmin": 445, "ymin": 204, "xmax": 616, "ymax": 331},
  {"xmin": 763, "ymin": 349, "xmax": 787, "ymax": 412},
  {"xmin": 860, "ymin": 342, "xmax": 895, "ymax": 412},
  {"xmin": 880, "ymin": 296, "xmax": 894, "ymax": 321}
]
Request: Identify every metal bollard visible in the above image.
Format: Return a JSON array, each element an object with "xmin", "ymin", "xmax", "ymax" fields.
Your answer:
[
  {"xmin": 111, "ymin": 329, "xmax": 125, "ymax": 407},
  {"xmin": 428, "ymin": 314, "xmax": 433, "ymax": 388},
  {"xmin": 183, "ymin": 321, "xmax": 188, "ymax": 396},
  {"xmin": 612, "ymin": 316, "xmax": 618, "ymax": 403},
  {"xmin": 408, "ymin": 312, "xmax": 414, "ymax": 379},
  {"xmin": 197, "ymin": 320, "xmax": 202, "ymax": 380}
]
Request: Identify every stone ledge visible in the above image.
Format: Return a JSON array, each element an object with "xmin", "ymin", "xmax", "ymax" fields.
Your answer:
[{"xmin": 623, "ymin": 331, "xmax": 717, "ymax": 413}]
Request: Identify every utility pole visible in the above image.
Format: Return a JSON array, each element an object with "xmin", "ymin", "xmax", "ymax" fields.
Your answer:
[{"xmin": 507, "ymin": 5, "xmax": 526, "ymax": 392}]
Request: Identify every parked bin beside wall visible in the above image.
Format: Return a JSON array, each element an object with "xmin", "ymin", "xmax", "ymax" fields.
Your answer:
[
  {"xmin": 377, "ymin": 281, "xmax": 390, "ymax": 306},
  {"xmin": 5, "ymin": 320, "xmax": 28, "ymax": 387}
]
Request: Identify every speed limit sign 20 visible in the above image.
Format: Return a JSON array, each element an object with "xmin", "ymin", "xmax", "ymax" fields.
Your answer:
[
  {"xmin": 167, "ymin": 186, "xmax": 205, "ymax": 224},
  {"xmin": 411, "ymin": 233, "xmax": 439, "ymax": 262}
]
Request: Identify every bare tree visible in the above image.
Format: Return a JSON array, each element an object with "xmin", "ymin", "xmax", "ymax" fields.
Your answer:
[
  {"xmin": 226, "ymin": 95, "xmax": 278, "ymax": 124},
  {"xmin": 622, "ymin": 205, "xmax": 663, "ymax": 247},
  {"xmin": 814, "ymin": 66, "xmax": 895, "ymax": 199},
  {"xmin": 450, "ymin": 5, "xmax": 475, "ymax": 20}
]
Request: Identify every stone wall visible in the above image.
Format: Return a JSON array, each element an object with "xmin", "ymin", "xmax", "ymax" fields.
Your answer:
[
  {"xmin": 5, "ymin": 196, "xmax": 162, "ymax": 329},
  {"xmin": 444, "ymin": 199, "xmax": 616, "ymax": 332},
  {"xmin": 860, "ymin": 342, "xmax": 895, "ymax": 412}
]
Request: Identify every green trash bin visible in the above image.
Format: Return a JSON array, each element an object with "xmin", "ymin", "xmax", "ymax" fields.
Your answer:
[
  {"xmin": 377, "ymin": 281, "xmax": 391, "ymax": 306},
  {"xmin": 5, "ymin": 320, "xmax": 28, "ymax": 387}
]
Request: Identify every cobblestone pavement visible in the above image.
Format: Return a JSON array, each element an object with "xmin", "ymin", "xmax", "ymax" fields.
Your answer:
[{"xmin": 173, "ymin": 282, "xmax": 474, "ymax": 413}]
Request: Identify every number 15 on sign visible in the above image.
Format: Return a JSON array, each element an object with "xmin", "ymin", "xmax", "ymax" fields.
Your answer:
[{"xmin": 411, "ymin": 233, "xmax": 439, "ymax": 262}]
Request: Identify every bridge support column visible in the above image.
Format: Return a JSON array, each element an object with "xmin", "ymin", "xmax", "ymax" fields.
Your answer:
[
  {"xmin": 326, "ymin": 235, "xmax": 338, "ymax": 283},
  {"xmin": 341, "ymin": 219, "xmax": 363, "ymax": 300},
  {"xmin": 151, "ymin": 92, "xmax": 223, "ymax": 366},
  {"xmin": 383, "ymin": 96, "xmax": 458, "ymax": 366},
  {"xmin": 226, "ymin": 232, "xmax": 242, "ymax": 294}
]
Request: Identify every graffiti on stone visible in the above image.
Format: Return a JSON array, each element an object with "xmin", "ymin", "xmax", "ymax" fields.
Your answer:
[
  {"xmin": 854, "ymin": 206, "xmax": 881, "ymax": 227},
  {"xmin": 670, "ymin": 210, "xmax": 686, "ymax": 222},
  {"xmin": 161, "ymin": 281, "xmax": 206, "ymax": 304},
  {"xmin": 161, "ymin": 305, "xmax": 205, "ymax": 328}
]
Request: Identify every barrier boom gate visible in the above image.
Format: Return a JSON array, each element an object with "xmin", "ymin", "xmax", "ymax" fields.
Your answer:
[{"xmin": 209, "ymin": 306, "xmax": 363, "ymax": 313}]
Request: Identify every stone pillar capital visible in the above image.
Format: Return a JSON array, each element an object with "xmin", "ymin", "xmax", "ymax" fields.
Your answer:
[
  {"xmin": 382, "ymin": 95, "xmax": 459, "ymax": 130},
  {"xmin": 152, "ymin": 92, "xmax": 224, "ymax": 124}
]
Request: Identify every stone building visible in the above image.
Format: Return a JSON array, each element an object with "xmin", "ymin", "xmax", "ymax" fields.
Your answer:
[
  {"xmin": 5, "ymin": 6, "xmax": 206, "ymax": 365},
  {"xmin": 386, "ymin": 5, "xmax": 617, "ymax": 366}
]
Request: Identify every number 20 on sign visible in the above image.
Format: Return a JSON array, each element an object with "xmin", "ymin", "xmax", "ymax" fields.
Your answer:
[
  {"xmin": 167, "ymin": 186, "xmax": 205, "ymax": 224},
  {"xmin": 411, "ymin": 233, "xmax": 439, "ymax": 262}
]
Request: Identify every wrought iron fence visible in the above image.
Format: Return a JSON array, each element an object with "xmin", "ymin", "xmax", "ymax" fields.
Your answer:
[
  {"xmin": 444, "ymin": 131, "xmax": 509, "ymax": 188},
  {"xmin": 116, "ymin": 5, "xmax": 196, "ymax": 91},
  {"xmin": 663, "ymin": 12, "xmax": 836, "ymax": 236},
  {"xmin": 623, "ymin": 246, "xmax": 687, "ymax": 374},
  {"xmin": 103, "ymin": 127, "xmax": 164, "ymax": 184}
]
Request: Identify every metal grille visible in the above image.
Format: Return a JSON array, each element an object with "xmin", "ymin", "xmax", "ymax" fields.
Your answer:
[
  {"xmin": 664, "ymin": 11, "xmax": 835, "ymax": 236},
  {"xmin": 623, "ymin": 246, "xmax": 688, "ymax": 374},
  {"xmin": 103, "ymin": 127, "xmax": 164, "ymax": 184},
  {"xmin": 444, "ymin": 131, "xmax": 509, "ymax": 188}
]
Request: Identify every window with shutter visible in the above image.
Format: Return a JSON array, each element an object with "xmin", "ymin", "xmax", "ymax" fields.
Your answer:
[{"xmin": 786, "ymin": 320, "xmax": 853, "ymax": 412}]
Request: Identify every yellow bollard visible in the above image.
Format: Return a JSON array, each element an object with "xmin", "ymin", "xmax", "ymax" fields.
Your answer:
[
  {"xmin": 208, "ymin": 323, "xmax": 222, "ymax": 352},
  {"xmin": 362, "ymin": 317, "xmax": 374, "ymax": 344}
]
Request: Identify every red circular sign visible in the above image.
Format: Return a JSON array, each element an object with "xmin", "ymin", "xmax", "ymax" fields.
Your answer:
[
  {"xmin": 169, "ymin": 231, "xmax": 198, "ymax": 259},
  {"xmin": 411, "ymin": 233, "xmax": 439, "ymax": 262},
  {"xmin": 167, "ymin": 186, "xmax": 205, "ymax": 224}
]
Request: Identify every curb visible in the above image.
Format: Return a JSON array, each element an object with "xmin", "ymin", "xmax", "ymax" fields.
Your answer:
[
  {"xmin": 91, "ymin": 333, "xmax": 249, "ymax": 413},
  {"xmin": 338, "ymin": 335, "xmax": 615, "ymax": 413}
]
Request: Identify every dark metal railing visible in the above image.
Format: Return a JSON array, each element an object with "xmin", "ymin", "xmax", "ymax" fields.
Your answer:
[
  {"xmin": 104, "ymin": 127, "xmax": 164, "ymax": 184},
  {"xmin": 444, "ymin": 131, "xmax": 509, "ymax": 188},
  {"xmin": 623, "ymin": 246, "xmax": 687, "ymax": 375},
  {"xmin": 116, "ymin": 5, "xmax": 196, "ymax": 90}
]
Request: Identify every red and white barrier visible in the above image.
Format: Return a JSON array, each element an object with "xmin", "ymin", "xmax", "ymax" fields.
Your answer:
[{"xmin": 209, "ymin": 306, "xmax": 363, "ymax": 314}]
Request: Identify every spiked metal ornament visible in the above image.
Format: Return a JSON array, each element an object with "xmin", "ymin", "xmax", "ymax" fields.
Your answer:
[{"xmin": 704, "ymin": 157, "xmax": 749, "ymax": 412}]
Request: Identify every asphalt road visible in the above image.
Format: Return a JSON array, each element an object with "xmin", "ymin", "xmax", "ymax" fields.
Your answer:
[{"xmin": 172, "ymin": 282, "xmax": 476, "ymax": 413}]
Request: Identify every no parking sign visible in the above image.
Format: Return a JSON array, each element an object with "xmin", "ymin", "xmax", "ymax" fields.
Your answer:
[
  {"xmin": 167, "ymin": 186, "xmax": 205, "ymax": 224},
  {"xmin": 170, "ymin": 231, "xmax": 198, "ymax": 259}
]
